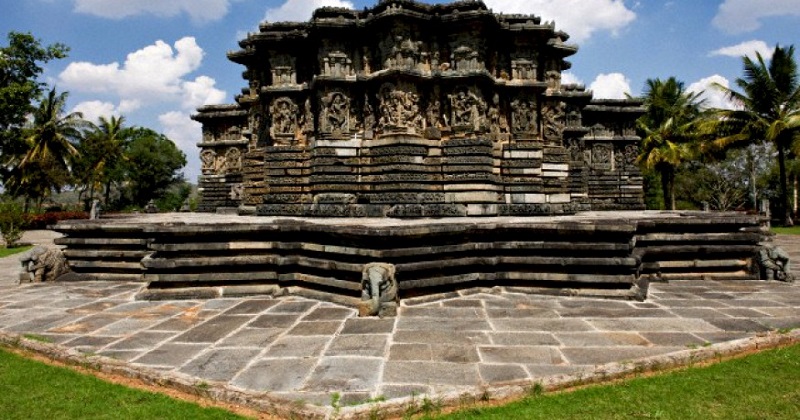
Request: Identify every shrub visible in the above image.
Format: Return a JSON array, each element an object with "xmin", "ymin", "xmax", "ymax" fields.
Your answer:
[
  {"xmin": 0, "ymin": 201, "xmax": 26, "ymax": 247},
  {"xmin": 24, "ymin": 211, "xmax": 89, "ymax": 230}
]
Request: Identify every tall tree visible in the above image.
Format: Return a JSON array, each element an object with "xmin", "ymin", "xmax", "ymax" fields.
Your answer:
[
  {"xmin": 121, "ymin": 128, "xmax": 187, "ymax": 207},
  {"xmin": 0, "ymin": 32, "xmax": 68, "ymax": 166},
  {"xmin": 704, "ymin": 45, "xmax": 800, "ymax": 225},
  {"xmin": 76, "ymin": 115, "xmax": 131, "ymax": 204},
  {"xmin": 5, "ymin": 88, "xmax": 85, "ymax": 210},
  {"xmin": 636, "ymin": 77, "xmax": 704, "ymax": 210}
]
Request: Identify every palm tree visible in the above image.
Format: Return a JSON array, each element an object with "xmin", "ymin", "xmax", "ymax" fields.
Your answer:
[
  {"xmin": 704, "ymin": 45, "xmax": 800, "ymax": 226},
  {"xmin": 636, "ymin": 77, "xmax": 704, "ymax": 210},
  {"xmin": 6, "ymin": 87, "xmax": 86, "ymax": 210},
  {"xmin": 78, "ymin": 115, "xmax": 130, "ymax": 204}
]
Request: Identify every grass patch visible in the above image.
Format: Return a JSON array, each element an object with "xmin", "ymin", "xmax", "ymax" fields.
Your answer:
[
  {"xmin": 435, "ymin": 344, "xmax": 800, "ymax": 419},
  {"xmin": 771, "ymin": 226, "xmax": 800, "ymax": 235},
  {"xmin": 0, "ymin": 246, "xmax": 32, "ymax": 258},
  {"xmin": 0, "ymin": 348, "xmax": 247, "ymax": 419}
]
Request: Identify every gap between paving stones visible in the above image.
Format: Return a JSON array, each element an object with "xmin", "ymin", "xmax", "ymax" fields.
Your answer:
[{"xmin": 1, "ymin": 329, "xmax": 798, "ymax": 419}]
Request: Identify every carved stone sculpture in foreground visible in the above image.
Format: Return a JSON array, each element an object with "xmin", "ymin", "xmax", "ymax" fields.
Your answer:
[
  {"xmin": 359, "ymin": 263, "xmax": 398, "ymax": 317},
  {"xmin": 18, "ymin": 246, "xmax": 69, "ymax": 283},
  {"xmin": 758, "ymin": 245, "xmax": 794, "ymax": 282}
]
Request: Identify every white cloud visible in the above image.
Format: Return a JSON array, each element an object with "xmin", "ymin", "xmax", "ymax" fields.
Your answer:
[
  {"xmin": 264, "ymin": 0, "xmax": 354, "ymax": 23},
  {"xmin": 589, "ymin": 73, "xmax": 631, "ymax": 99},
  {"xmin": 72, "ymin": 0, "xmax": 235, "ymax": 24},
  {"xmin": 159, "ymin": 111, "xmax": 202, "ymax": 183},
  {"xmin": 709, "ymin": 40, "xmax": 774, "ymax": 60},
  {"xmin": 71, "ymin": 100, "xmax": 118, "ymax": 123},
  {"xmin": 687, "ymin": 75, "xmax": 738, "ymax": 110},
  {"xmin": 561, "ymin": 72, "xmax": 583, "ymax": 86},
  {"xmin": 484, "ymin": 0, "xmax": 636, "ymax": 43},
  {"xmin": 59, "ymin": 37, "xmax": 225, "ymax": 112},
  {"xmin": 712, "ymin": 0, "xmax": 800, "ymax": 34}
]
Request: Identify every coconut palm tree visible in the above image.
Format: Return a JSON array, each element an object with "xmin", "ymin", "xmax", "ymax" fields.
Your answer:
[
  {"xmin": 19, "ymin": 87, "xmax": 84, "ymax": 170},
  {"xmin": 77, "ymin": 115, "xmax": 131, "ymax": 204},
  {"xmin": 704, "ymin": 45, "xmax": 800, "ymax": 226},
  {"xmin": 6, "ymin": 87, "xmax": 86, "ymax": 210},
  {"xmin": 636, "ymin": 77, "xmax": 705, "ymax": 210}
]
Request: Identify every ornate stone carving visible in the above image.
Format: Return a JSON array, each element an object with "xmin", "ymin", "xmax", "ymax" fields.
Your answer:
[
  {"xmin": 448, "ymin": 86, "xmax": 486, "ymax": 133},
  {"xmin": 358, "ymin": 262, "xmax": 398, "ymax": 317},
  {"xmin": 323, "ymin": 51, "xmax": 354, "ymax": 78},
  {"xmin": 511, "ymin": 96, "xmax": 537, "ymax": 134},
  {"xmin": 229, "ymin": 183, "xmax": 244, "ymax": 201},
  {"xmin": 487, "ymin": 93, "xmax": 509, "ymax": 137},
  {"xmin": 320, "ymin": 91, "xmax": 350, "ymax": 134},
  {"xmin": 269, "ymin": 97, "xmax": 299, "ymax": 142},
  {"xmin": 225, "ymin": 147, "xmax": 242, "ymax": 173},
  {"xmin": 201, "ymin": 149, "xmax": 217, "ymax": 175},
  {"xmin": 511, "ymin": 58, "xmax": 537, "ymax": 81},
  {"xmin": 18, "ymin": 246, "xmax": 69, "ymax": 283},
  {"xmin": 591, "ymin": 143, "xmax": 613, "ymax": 170},
  {"xmin": 378, "ymin": 83, "xmax": 423, "ymax": 134},
  {"xmin": 384, "ymin": 35, "xmax": 426, "ymax": 71},
  {"xmin": 270, "ymin": 56, "xmax": 297, "ymax": 85},
  {"xmin": 451, "ymin": 44, "xmax": 482, "ymax": 72},
  {"xmin": 758, "ymin": 245, "xmax": 794, "ymax": 282},
  {"xmin": 542, "ymin": 101, "xmax": 565, "ymax": 140},
  {"xmin": 624, "ymin": 144, "xmax": 638, "ymax": 166}
]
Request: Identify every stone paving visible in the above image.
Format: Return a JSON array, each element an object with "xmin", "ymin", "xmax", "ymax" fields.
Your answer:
[{"xmin": 0, "ymin": 230, "xmax": 799, "ymax": 417}]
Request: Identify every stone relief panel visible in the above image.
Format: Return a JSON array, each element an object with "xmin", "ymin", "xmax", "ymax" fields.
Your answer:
[
  {"xmin": 511, "ymin": 58, "xmax": 537, "ymax": 81},
  {"xmin": 322, "ymin": 51, "xmax": 354, "ymax": 78},
  {"xmin": 201, "ymin": 149, "xmax": 217, "ymax": 175},
  {"xmin": 590, "ymin": 143, "xmax": 613, "ymax": 170},
  {"xmin": 590, "ymin": 123, "xmax": 614, "ymax": 138},
  {"xmin": 510, "ymin": 95, "xmax": 538, "ymax": 135},
  {"xmin": 377, "ymin": 82, "xmax": 424, "ymax": 135},
  {"xmin": 487, "ymin": 93, "xmax": 510, "ymax": 139},
  {"xmin": 320, "ymin": 90, "xmax": 351, "ymax": 135},
  {"xmin": 269, "ymin": 97, "xmax": 299, "ymax": 144},
  {"xmin": 448, "ymin": 86, "xmax": 486, "ymax": 134},
  {"xmin": 542, "ymin": 101, "xmax": 566, "ymax": 141},
  {"xmin": 379, "ymin": 24, "xmax": 431, "ymax": 72},
  {"xmin": 449, "ymin": 34, "xmax": 484, "ymax": 72},
  {"xmin": 624, "ymin": 143, "xmax": 639, "ymax": 167},
  {"xmin": 270, "ymin": 55, "xmax": 297, "ymax": 86},
  {"xmin": 225, "ymin": 147, "xmax": 242, "ymax": 173},
  {"xmin": 544, "ymin": 60, "xmax": 562, "ymax": 92}
]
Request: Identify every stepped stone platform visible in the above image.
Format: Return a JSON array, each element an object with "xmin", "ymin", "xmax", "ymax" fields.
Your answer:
[{"xmin": 53, "ymin": 211, "xmax": 772, "ymax": 312}]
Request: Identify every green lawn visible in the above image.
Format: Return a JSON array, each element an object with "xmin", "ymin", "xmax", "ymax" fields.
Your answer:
[
  {"xmin": 0, "ymin": 348, "xmax": 246, "ymax": 419},
  {"xmin": 772, "ymin": 226, "xmax": 800, "ymax": 235},
  {"xmin": 1, "ymin": 342, "xmax": 798, "ymax": 420},
  {"xmin": 0, "ymin": 246, "xmax": 32, "ymax": 258},
  {"xmin": 435, "ymin": 343, "xmax": 800, "ymax": 420}
]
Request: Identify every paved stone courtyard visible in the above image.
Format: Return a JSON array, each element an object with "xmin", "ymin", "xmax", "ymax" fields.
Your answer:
[{"xmin": 1, "ymin": 230, "xmax": 799, "ymax": 417}]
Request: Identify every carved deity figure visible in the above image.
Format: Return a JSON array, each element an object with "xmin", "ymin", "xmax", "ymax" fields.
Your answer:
[
  {"xmin": 322, "ymin": 91, "xmax": 350, "ymax": 133},
  {"xmin": 358, "ymin": 263, "xmax": 398, "ymax": 317},
  {"xmin": 449, "ymin": 87, "xmax": 486, "ymax": 132},
  {"xmin": 377, "ymin": 84, "xmax": 423, "ymax": 133},
  {"xmin": 270, "ymin": 97, "xmax": 299, "ymax": 138},
  {"xmin": 511, "ymin": 97, "xmax": 537, "ymax": 134},
  {"xmin": 591, "ymin": 143, "xmax": 613, "ymax": 170},
  {"xmin": 200, "ymin": 149, "xmax": 217, "ymax": 174},
  {"xmin": 225, "ymin": 147, "xmax": 242, "ymax": 173},
  {"xmin": 542, "ymin": 102, "xmax": 565, "ymax": 140},
  {"xmin": 487, "ymin": 93, "xmax": 509, "ymax": 135}
]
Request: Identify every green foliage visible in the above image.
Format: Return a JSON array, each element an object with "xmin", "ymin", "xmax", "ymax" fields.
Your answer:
[
  {"xmin": 0, "ymin": 200, "xmax": 26, "ymax": 246},
  {"xmin": 437, "ymin": 344, "xmax": 800, "ymax": 419},
  {"xmin": 156, "ymin": 181, "xmax": 193, "ymax": 212},
  {"xmin": 0, "ymin": 348, "xmax": 246, "ymax": 419},
  {"xmin": 73, "ymin": 115, "xmax": 131, "ymax": 205},
  {"xmin": 635, "ymin": 77, "xmax": 705, "ymax": 210},
  {"xmin": 0, "ymin": 245, "xmax": 31, "ymax": 258},
  {"xmin": 701, "ymin": 45, "xmax": 800, "ymax": 225},
  {"xmin": 118, "ymin": 128, "xmax": 187, "ymax": 208},
  {"xmin": 0, "ymin": 31, "xmax": 68, "ymax": 160}
]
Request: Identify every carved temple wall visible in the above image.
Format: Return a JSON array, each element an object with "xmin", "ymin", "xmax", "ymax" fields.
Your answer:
[{"xmin": 193, "ymin": 0, "xmax": 645, "ymax": 216}]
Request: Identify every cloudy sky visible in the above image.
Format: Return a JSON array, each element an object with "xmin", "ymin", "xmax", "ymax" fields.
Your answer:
[{"xmin": 3, "ymin": 0, "xmax": 800, "ymax": 182}]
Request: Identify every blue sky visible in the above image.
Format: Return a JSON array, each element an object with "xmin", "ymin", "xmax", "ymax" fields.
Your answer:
[{"xmin": 2, "ymin": 0, "xmax": 799, "ymax": 182}]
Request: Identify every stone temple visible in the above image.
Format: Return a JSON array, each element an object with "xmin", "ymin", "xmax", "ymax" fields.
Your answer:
[
  {"xmin": 193, "ymin": 0, "xmax": 646, "ymax": 217},
  {"xmin": 53, "ymin": 0, "xmax": 785, "ymax": 315}
]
